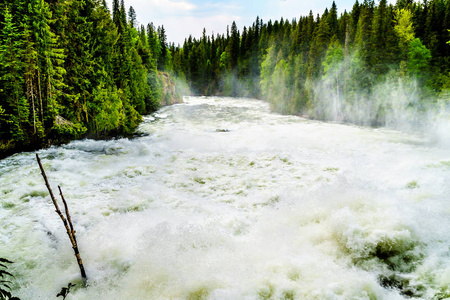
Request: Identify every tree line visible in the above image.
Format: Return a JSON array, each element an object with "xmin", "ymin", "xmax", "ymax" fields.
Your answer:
[
  {"xmin": 171, "ymin": 0, "xmax": 450, "ymax": 126},
  {"xmin": 2, "ymin": 0, "xmax": 450, "ymax": 158},
  {"xmin": 0, "ymin": 0, "xmax": 178, "ymax": 158}
]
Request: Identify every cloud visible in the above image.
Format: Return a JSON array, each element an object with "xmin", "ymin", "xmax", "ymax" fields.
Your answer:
[
  {"xmin": 122, "ymin": 0, "xmax": 243, "ymax": 44},
  {"xmin": 161, "ymin": 14, "xmax": 242, "ymax": 45},
  {"xmin": 108, "ymin": 0, "xmax": 401, "ymax": 46},
  {"xmin": 166, "ymin": 0, "xmax": 195, "ymax": 11},
  {"xmin": 141, "ymin": 0, "xmax": 195, "ymax": 11},
  {"xmin": 177, "ymin": 1, "xmax": 244, "ymax": 19}
]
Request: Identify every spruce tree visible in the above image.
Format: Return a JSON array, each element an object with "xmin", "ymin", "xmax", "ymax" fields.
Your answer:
[
  {"xmin": 228, "ymin": 21, "xmax": 240, "ymax": 70},
  {"xmin": 158, "ymin": 25, "xmax": 168, "ymax": 70},
  {"xmin": 0, "ymin": 5, "xmax": 28, "ymax": 142},
  {"xmin": 128, "ymin": 6, "xmax": 136, "ymax": 28},
  {"xmin": 147, "ymin": 22, "xmax": 162, "ymax": 65},
  {"xmin": 327, "ymin": 1, "xmax": 339, "ymax": 38}
]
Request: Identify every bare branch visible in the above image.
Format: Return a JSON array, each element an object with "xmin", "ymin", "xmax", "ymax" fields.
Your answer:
[{"xmin": 36, "ymin": 154, "xmax": 87, "ymax": 283}]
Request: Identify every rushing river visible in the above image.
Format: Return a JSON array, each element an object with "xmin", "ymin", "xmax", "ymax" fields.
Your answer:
[{"xmin": 1, "ymin": 96, "xmax": 450, "ymax": 299}]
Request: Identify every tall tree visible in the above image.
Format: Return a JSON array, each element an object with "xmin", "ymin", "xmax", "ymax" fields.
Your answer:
[
  {"xmin": 228, "ymin": 21, "xmax": 240, "ymax": 70},
  {"xmin": 128, "ymin": 6, "xmax": 136, "ymax": 28},
  {"xmin": 0, "ymin": 5, "xmax": 28, "ymax": 141},
  {"xmin": 327, "ymin": 1, "xmax": 339, "ymax": 38},
  {"xmin": 157, "ymin": 25, "xmax": 168, "ymax": 70}
]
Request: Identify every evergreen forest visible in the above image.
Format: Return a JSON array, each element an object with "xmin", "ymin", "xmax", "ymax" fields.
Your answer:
[
  {"xmin": 2, "ymin": 0, "xmax": 450, "ymax": 157},
  {"xmin": 172, "ymin": 0, "xmax": 450, "ymax": 128},
  {"xmin": 0, "ymin": 0, "xmax": 180, "ymax": 158}
]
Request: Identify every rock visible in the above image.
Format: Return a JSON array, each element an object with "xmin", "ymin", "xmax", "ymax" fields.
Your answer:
[{"xmin": 159, "ymin": 72, "xmax": 183, "ymax": 106}]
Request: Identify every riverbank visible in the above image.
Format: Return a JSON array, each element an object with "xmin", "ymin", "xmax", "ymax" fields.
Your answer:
[{"xmin": 0, "ymin": 72, "xmax": 186, "ymax": 160}]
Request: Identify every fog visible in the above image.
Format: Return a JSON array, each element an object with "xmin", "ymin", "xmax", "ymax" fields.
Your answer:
[
  {"xmin": 2, "ymin": 97, "xmax": 450, "ymax": 299},
  {"xmin": 259, "ymin": 50, "xmax": 450, "ymax": 146}
]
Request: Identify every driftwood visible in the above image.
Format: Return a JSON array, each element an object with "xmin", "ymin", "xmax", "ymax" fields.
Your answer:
[{"xmin": 36, "ymin": 154, "xmax": 87, "ymax": 283}]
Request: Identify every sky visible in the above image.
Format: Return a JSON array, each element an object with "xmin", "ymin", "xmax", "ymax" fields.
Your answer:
[{"xmin": 105, "ymin": 0, "xmax": 397, "ymax": 46}]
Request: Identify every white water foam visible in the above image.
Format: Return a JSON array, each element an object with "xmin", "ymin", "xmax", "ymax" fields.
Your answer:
[{"xmin": 1, "ymin": 97, "xmax": 450, "ymax": 299}]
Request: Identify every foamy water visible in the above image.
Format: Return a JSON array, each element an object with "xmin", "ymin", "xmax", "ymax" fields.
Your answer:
[{"xmin": 1, "ymin": 97, "xmax": 450, "ymax": 299}]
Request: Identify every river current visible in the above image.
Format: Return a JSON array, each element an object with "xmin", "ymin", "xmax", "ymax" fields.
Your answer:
[{"xmin": 1, "ymin": 96, "xmax": 450, "ymax": 299}]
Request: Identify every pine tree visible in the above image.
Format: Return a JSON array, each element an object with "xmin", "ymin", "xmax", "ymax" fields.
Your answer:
[
  {"xmin": 350, "ymin": 0, "xmax": 361, "ymax": 43},
  {"xmin": 371, "ymin": 0, "xmax": 391, "ymax": 74},
  {"xmin": 355, "ymin": 0, "xmax": 374, "ymax": 66},
  {"xmin": 228, "ymin": 21, "xmax": 240, "ymax": 70},
  {"xmin": 147, "ymin": 22, "xmax": 162, "ymax": 64},
  {"xmin": 128, "ymin": 6, "xmax": 136, "ymax": 28},
  {"xmin": 308, "ymin": 17, "xmax": 331, "ymax": 78},
  {"xmin": 22, "ymin": 24, "xmax": 40, "ymax": 137},
  {"xmin": 158, "ymin": 25, "xmax": 168, "ymax": 70},
  {"xmin": 33, "ymin": 0, "xmax": 66, "ymax": 129},
  {"xmin": 0, "ymin": 5, "xmax": 28, "ymax": 142},
  {"xmin": 327, "ymin": 1, "xmax": 339, "ymax": 38}
]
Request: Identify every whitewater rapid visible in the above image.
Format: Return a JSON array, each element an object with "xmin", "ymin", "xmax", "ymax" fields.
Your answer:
[{"xmin": 1, "ymin": 96, "xmax": 450, "ymax": 299}]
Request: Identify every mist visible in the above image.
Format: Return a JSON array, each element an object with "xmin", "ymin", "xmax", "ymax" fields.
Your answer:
[
  {"xmin": 4, "ymin": 96, "xmax": 450, "ymax": 299},
  {"xmin": 260, "ymin": 49, "xmax": 450, "ymax": 146}
]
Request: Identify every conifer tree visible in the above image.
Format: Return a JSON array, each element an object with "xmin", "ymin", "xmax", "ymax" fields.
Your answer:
[
  {"xmin": 308, "ymin": 18, "xmax": 331, "ymax": 78},
  {"xmin": 370, "ymin": 0, "xmax": 393, "ymax": 75},
  {"xmin": 158, "ymin": 25, "xmax": 168, "ymax": 70},
  {"xmin": 128, "ymin": 6, "xmax": 136, "ymax": 28},
  {"xmin": 147, "ymin": 22, "xmax": 162, "ymax": 64},
  {"xmin": 0, "ymin": 5, "xmax": 28, "ymax": 141},
  {"xmin": 228, "ymin": 21, "xmax": 240, "ymax": 70},
  {"xmin": 327, "ymin": 1, "xmax": 339, "ymax": 38},
  {"xmin": 350, "ymin": 0, "xmax": 361, "ymax": 43},
  {"xmin": 33, "ymin": 0, "xmax": 65, "ymax": 129}
]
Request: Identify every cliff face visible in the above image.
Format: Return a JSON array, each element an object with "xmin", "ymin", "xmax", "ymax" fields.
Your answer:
[{"xmin": 159, "ymin": 72, "xmax": 184, "ymax": 106}]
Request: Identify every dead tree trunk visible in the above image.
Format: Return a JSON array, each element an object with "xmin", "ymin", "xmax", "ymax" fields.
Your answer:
[{"xmin": 36, "ymin": 154, "xmax": 87, "ymax": 283}]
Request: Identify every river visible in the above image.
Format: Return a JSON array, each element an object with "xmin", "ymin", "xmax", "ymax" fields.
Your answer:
[{"xmin": 1, "ymin": 96, "xmax": 450, "ymax": 299}]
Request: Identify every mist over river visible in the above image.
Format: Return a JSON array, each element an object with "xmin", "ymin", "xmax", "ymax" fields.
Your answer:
[{"xmin": 1, "ymin": 96, "xmax": 450, "ymax": 299}]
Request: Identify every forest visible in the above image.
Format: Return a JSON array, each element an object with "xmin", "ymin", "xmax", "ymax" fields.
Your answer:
[
  {"xmin": 0, "ymin": 0, "xmax": 181, "ymax": 158},
  {"xmin": 1, "ymin": 0, "xmax": 450, "ymax": 158},
  {"xmin": 173, "ymin": 0, "xmax": 450, "ymax": 129}
]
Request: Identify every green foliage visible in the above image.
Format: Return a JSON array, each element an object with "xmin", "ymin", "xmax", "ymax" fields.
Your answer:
[
  {"xmin": 51, "ymin": 117, "xmax": 87, "ymax": 142},
  {"xmin": 122, "ymin": 101, "xmax": 142, "ymax": 135},
  {"xmin": 260, "ymin": 45, "xmax": 277, "ymax": 100},
  {"xmin": 219, "ymin": 51, "xmax": 229, "ymax": 71},
  {"xmin": 169, "ymin": 0, "xmax": 450, "ymax": 129},
  {"xmin": 0, "ymin": 5, "xmax": 28, "ymax": 143},
  {"xmin": 0, "ymin": 0, "xmax": 169, "ymax": 157},
  {"xmin": 407, "ymin": 38, "xmax": 431, "ymax": 80},
  {"xmin": 91, "ymin": 85, "xmax": 123, "ymax": 134},
  {"xmin": 3, "ymin": 0, "xmax": 450, "ymax": 157},
  {"xmin": 146, "ymin": 70, "xmax": 163, "ymax": 111},
  {"xmin": 0, "ymin": 258, "xmax": 20, "ymax": 300},
  {"xmin": 323, "ymin": 39, "xmax": 344, "ymax": 75},
  {"xmin": 395, "ymin": 8, "xmax": 415, "ymax": 57}
]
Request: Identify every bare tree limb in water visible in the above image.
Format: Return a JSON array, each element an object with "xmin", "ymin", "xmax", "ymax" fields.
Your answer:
[{"xmin": 36, "ymin": 153, "xmax": 87, "ymax": 283}]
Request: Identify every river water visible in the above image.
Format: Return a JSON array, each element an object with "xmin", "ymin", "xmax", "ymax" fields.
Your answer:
[{"xmin": 1, "ymin": 96, "xmax": 450, "ymax": 299}]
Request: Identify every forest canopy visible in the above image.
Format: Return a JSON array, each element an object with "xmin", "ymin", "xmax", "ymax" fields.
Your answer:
[
  {"xmin": 172, "ymin": 0, "xmax": 450, "ymax": 129},
  {"xmin": 0, "ymin": 0, "xmax": 180, "ymax": 158}
]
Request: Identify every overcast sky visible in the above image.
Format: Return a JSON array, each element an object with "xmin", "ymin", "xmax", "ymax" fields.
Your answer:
[{"xmin": 105, "ymin": 0, "xmax": 397, "ymax": 46}]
